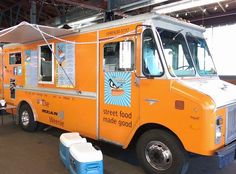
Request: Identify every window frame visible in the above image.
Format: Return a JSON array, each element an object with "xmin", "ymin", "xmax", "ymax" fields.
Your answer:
[
  {"xmin": 9, "ymin": 52, "xmax": 22, "ymax": 65},
  {"xmin": 156, "ymin": 27, "xmax": 196, "ymax": 77},
  {"xmin": 103, "ymin": 40, "xmax": 135, "ymax": 72},
  {"xmin": 38, "ymin": 43, "xmax": 54, "ymax": 84},
  {"xmin": 142, "ymin": 28, "xmax": 164, "ymax": 78},
  {"xmin": 185, "ymin": 34, "xmax": 217, "ymax": 77}
]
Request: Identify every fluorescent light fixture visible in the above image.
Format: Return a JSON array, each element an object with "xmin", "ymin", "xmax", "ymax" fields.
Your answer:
[
  {"xmin": 120, "ymin": 0, "xmax": 168, "ymax": 11},
  {"xmin": 69, "ymin": 14, "xmax": 102, "ymax": 27},
  {"xmin": 153, "ymin": 0, "xmax": 226, "ymax": 14},
  {"xmin": 58, "ymin": 13, "xmax": 102, "ymax": 29}
]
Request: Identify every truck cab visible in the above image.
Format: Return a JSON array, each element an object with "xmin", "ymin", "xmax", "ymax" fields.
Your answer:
[{"xmin": 131, "ymin": 14, "xmax": 236, "ymax": 174}]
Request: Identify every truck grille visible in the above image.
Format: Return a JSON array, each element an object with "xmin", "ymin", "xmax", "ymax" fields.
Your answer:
[{"xmin": 226, "ymin": 104, "xmax": 236, "ymax": 144}]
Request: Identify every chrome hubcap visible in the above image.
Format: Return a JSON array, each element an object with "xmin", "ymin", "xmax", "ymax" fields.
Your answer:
[
  {"xmin": 21, "ymin": 110, "xmax": 30, "ymax": 126},
  {"xmin": 145, "ymin": 141, "xmax": 173, "ymax": 171}
]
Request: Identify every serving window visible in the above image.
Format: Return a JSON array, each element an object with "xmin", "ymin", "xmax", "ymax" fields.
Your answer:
[
  {"xmin": 9, "ymin": 52, "xmax": 21, "ymax": 65},
  {"xmin": 39, "ymin": 44, "xmax": 54, "ymax": 83},
  {"xmin": 103, "ymin": 41, "xmax": 134, "ymax": 71}
]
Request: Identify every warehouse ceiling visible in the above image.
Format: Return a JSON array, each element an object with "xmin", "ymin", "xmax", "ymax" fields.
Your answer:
[{"xmin": 0, "ymin": 0, "xmax": 235, "ymax": 29}]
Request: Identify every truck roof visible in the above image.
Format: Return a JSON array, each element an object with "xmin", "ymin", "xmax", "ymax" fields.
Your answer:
[{"xmin": 79, "ymin": 12, "xmax": 205, "ymax": 34}]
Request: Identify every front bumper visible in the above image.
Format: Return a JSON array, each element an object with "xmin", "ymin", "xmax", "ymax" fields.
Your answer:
[{"xmin": 215, "ymin": 140, "xmax": 236, "ymax": 168}]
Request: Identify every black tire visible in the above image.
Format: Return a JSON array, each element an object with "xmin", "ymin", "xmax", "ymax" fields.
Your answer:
[
  {"xmin": 136, "ymin": 129, "xmax": 189, "ymax": 174},
  {"xmin": 19, "ymin": 104, "xmax": 38, "ymax": 132}
]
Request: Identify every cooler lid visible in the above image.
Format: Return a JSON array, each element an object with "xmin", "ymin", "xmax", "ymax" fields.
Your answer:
[
  {"xmin": 60, "ymin": 132, "xmax": 87, "ymax": 147},
  {"xmin": 69, "ymin": 143, "xmax": 103, "ymax": 162}
]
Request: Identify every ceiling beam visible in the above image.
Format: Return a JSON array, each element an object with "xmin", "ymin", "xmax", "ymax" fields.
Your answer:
[
  {"xmin": 115, "ymin": 0, "xmax": 169, "ymax": 12},
  {"xmin": 51, "ymin": 0, "xmax": 62, "ymax": 16},
  {"xmin": 218, "ymin": 2, "xmax": 226, "ymax": 12},
  {"xmin": 153, "ymin": 0, "xmax": 226, "ymax": 14},
  {"xmin": 191, "ymin": 9, "xmax": 236, "ymax": 27},
  {"xmin": 44, "ymin": 7, "xmax": 100, "ymax": 26},
  {"xmin": 55, "ymin": 0, "xmax": 106, "ymax": 11},
  {"xmin": 0, "ymin": 0, "xmax": 26, "ymax": 28}
]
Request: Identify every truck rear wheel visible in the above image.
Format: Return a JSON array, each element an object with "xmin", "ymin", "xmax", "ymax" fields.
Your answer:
[
  {"xmin": 136, "ymin": 129, "xmax": 189, "ymax": 174},
  {"xmin": 19, "ymin": 104, "xmax": 38, "ymax": 132}
]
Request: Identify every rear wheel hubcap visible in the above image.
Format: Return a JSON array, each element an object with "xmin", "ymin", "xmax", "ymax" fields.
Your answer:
[{"xmin": 21, "ymin": 110, "xmax": 30, "ymax": 126}]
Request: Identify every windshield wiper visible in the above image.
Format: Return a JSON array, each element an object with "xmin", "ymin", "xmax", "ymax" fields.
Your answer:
[{"xmin": 172, "ymin": 29, "xmax": 183, "ymax": 40}]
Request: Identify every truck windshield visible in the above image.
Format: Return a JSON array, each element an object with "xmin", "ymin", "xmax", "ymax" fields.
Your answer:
[
  {"xmin": 157, "ymin": 28, "xmax": 195, "ymax": 77},
  {"xmin": 186, "ymin": 34, "xmax": 217, "ymax": 76}
]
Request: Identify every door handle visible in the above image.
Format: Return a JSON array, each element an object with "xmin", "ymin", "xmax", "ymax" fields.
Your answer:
[
  {"xmin": 145, "ymin": 99, "xmax": 159, "ymax": 105},
  {"xmin": 135, "ymin": 76, "xmax": 140, "ymax": 86}
]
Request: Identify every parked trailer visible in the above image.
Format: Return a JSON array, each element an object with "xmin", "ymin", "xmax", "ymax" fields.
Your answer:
[{"xmin": 0, "ymin": 12, "xmax": 236, "ymax": 174}]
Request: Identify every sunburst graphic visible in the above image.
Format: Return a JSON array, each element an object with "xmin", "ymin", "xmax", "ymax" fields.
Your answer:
[{"xmin": 105, "ymin": 72, "xmax": 131, "ymax": 107}]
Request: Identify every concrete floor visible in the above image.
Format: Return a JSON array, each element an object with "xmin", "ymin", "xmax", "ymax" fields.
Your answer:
[{"xmin": 0, "ymin": 114, "xmax": 236, "ymax": 174}]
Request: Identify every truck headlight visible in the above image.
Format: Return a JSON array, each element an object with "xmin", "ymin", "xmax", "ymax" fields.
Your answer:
[{"xmin": 215, "ymin": 116, "xmax": 223, "ymax": 144}]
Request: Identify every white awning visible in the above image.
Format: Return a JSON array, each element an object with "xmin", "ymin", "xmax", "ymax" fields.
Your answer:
[{"xmin": 0, "ymin": 22, "xmax": 76, "ymax": 44}]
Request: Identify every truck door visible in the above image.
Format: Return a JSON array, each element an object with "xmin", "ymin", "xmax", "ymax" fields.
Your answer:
[{"xmin": 99, "ymin": 36, "xmax": 139, "ymax": 146}]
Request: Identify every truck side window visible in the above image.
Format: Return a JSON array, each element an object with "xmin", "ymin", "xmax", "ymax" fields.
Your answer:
[
  {"xmin": 142, "ymin": 29, "xmax": 163, "ymax": 76},
  {"xmin": 39, "ymin": 44, "xmax": 53, "ymax": 82},
  {"xmin": 9, "ymin": 52, "xmax": 21, "ymax": 65},
  {"xmin": 104, "ymin": 41, "xmax": 134, "ymax": 71}
]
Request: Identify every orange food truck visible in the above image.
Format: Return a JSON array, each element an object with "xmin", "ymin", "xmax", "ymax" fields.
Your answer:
[{"xmin": 0, "ymin": 12, "xmax": 236, "ymax": 174}]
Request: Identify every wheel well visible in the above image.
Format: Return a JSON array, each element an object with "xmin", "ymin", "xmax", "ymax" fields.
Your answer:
[
  {"xmin": 17, "ymin": 101, "xmax": 29, "ymax": 113},
  {"xmin": 128, "ymin": 123, "xmax": 184, "ymax": 150}
]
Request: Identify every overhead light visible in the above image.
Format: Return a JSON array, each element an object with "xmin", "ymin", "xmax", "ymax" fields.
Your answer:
[
  {"xmin": 57, "ymin": 13, "xmax": 103, "ymax": 29},
  {"xmin": 185, "ymin": 12, "xmax": 188, "ymax": 16},
  {"xmin": 176, "ymin": 14, "xmax": 179, "ymax": 17},
  {"xmin": 153, "ymin": 0, "xmax": 226, "ymax": 14},
  {"xmin": 69, "ymin": 15, "xmax": 100, "ymax": 27},
  {"xmin": 225, "ymin": 3, "xmax": 229, "ymax": 8},
  {"xmin": 118, "ymin": 0, "xmax": 168, "ymax": 11},
  {"xmin": 214, "ymin": 6, "xmax": 218, "ymax": 10}
]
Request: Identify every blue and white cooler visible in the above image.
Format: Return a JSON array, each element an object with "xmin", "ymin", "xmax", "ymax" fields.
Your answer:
[
  {"xmin": 69, "ymin": 143, "xmax": 103, "ymax": 174},
  {"xmin": 60, "ymin": 132, "xmax": 87, "ymax": 169}
]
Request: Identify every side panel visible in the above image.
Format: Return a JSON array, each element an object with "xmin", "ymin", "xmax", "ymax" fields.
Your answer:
[
  {"xmin": 3, "ymin": 32, "xmax": 99, "ymax": 139},
  {"xmin": 17, "ymin": 90, "xmax": 97, "ymax": 138},
  {"xmin": 139, "ymin": 79, "xmax": 226, "ymax": 155}
]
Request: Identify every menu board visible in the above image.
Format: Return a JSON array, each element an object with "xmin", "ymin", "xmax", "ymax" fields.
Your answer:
[
  {"xmin": 25, "ymin": 50, "xmax": 38, "ymax": 87},
  {"xmin": 56, "ymin": 42, "xmax": 75, "ymax": 88}
]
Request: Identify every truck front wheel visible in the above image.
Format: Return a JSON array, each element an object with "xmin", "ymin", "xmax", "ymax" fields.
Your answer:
[
  {"xmin": 136, "ymin": 129, "xmax": 189, "ymax": 174},
  {"xmin": 19, "ymin": 104, "xmax": 38, "ymax": 132}
]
